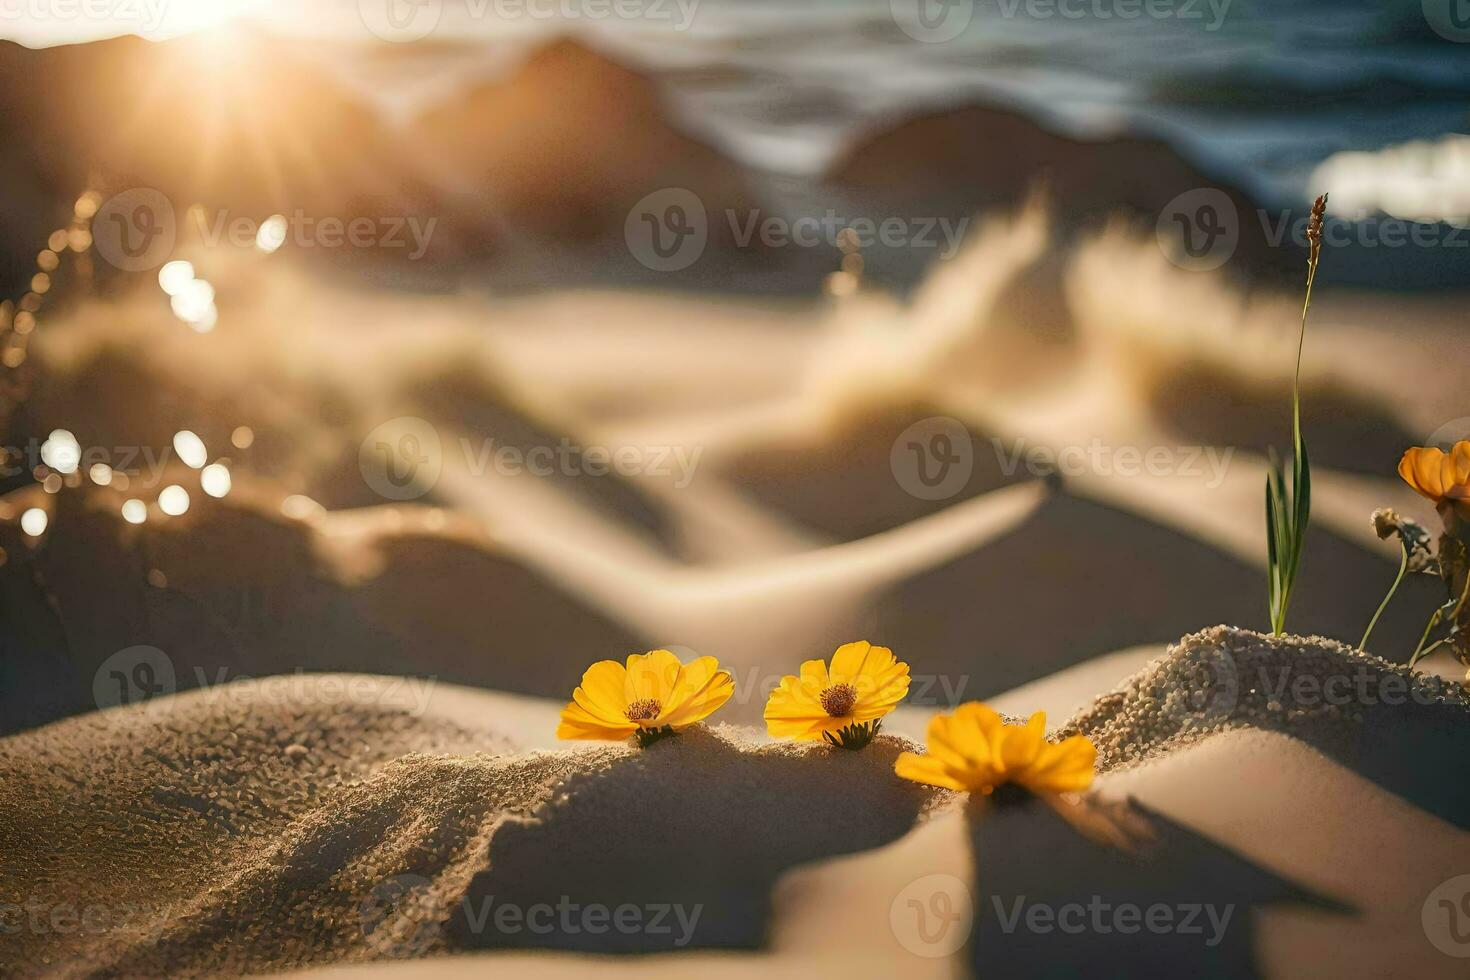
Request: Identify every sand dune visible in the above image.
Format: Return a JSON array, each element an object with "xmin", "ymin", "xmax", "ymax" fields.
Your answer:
[
  {"xmin": 2, "ymin": 16, "xmax": 1467, "ymax": 979},
  {"xmin": 6, "ymin": 206, "xmax": 1458, "ymax": 737},
  {"xmin": 5, "ymin": 626, "xmax": 1466, "ymax": 977},
  {"xmin": 0, "ymin": 676, "xmax": 938, "ymax": 977}
]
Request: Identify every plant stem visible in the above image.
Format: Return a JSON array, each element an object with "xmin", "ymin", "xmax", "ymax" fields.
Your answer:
[
  {"xmin": 1299, "ymin": 249, "xmax": 1323, "ymax": 455},
  {"xmin": 1409, "ymin": 571, "xmax": 1470, "ymax": 669},
  {"xmin": 1271, "ymin": 246, "xmax": 1318, "ymax": 637},
  {"xmin": 1292, "ymin": 257, "xmax": 1317, "ymax": 453},
  {"xmin": 1360, "ymin": 541, "xmax": 1408, "ymax": 652}
]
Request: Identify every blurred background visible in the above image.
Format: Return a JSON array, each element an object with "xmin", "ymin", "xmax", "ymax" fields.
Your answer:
[{"xmin": 0, "ymin": 0, "xmax": 1467, "ymax": 734}]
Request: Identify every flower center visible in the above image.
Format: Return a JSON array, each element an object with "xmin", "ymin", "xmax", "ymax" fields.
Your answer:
[
  {"xmin": 624, "ymin": 698, "xmax": 662, "ymax": 722},
  {"xmin": 819, "ymin": 683, "xmax": 858, "ymax": 717}
]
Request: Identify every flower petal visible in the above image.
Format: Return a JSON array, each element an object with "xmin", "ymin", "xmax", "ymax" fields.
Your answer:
[
  {"xmin": 853, "ymin": 668, "xmax": 911, "ymax": 715},
  {"xmin": 625, "ymin": 649, "xmax": 682, "ymax": 704},
  {"xmin": 899, "ymin": 701, "xmax": 1097, "ymax": 796},
  {"xmin": 995, "ymin": 711, "xmax": 1046, "ymax": 775},
  {"xmin": 829, "ymin": 641, "xmax": 894, "ymax": 687},
  {"xmin": 895, "ymin": 751, "xmax": 971, "ymax": 791},
  {"xmin": 573, "ymin": 686, "xmax": 628, "ymax": 726},
  {"xmin": 1402, "ymin": 446, "xmax": 1447, "ymax": 500},
  {"xmin": 1019, "ymin": 735, "xmax": 1098, "ymax": 794},
  {"xmin": 659, "ymin": 669, "xmax": 734, "ymax": 728},
  {"xmin": 557, "ymin": 700, "xmax": 636, "ymax": 741},
  {"xmin": 798, "ymin": 658, "xmax": 831, "ymax": 690},
  {"xmin": 663, "ymin": 655, "xmax": 721, "ymax": 713},
  {"xmin": 925, "ymin": 708, "xmax": 991, "ymax": 771},
  {"xmin": 768, "ymin": 714, "xmax": 845, "ymax": 740},
  {"xmin": 763, "ymin": 676, "xmax": 824, "ymax": 722},
  {"xmin": 576, "ymin": 660, "xmax": 628, "ymax": 716},
  {"xmin": 1451, "ymin": 441, "xmax": 1470, "ymax": 494}
]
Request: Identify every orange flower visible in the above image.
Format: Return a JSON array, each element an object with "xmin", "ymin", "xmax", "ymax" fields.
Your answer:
[
  {"xmin": 1398, "ymin": 442, "xmax": 1470, "ymax": 529},
  {"xmin": 894, "ymin": 702, "xmax": 1096, "ymax": 796},
  {"xmin": 556, "ymin": 650, "xmax": 734, "ymax": 747}
]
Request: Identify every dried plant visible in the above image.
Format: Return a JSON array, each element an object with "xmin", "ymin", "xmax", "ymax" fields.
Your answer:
[{"xmin": 1360, "ymin": 508, "xmax": 1434, "ymax": 652}]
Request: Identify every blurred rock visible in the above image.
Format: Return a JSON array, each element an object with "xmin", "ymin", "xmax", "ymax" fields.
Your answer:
[
  {"xmin": 411, "ymin": 37, "xmax": 760, "ymax": 249},
  {"xmin": 825, "ymin": 103, "xmax": 1298, "ymax": 283}
]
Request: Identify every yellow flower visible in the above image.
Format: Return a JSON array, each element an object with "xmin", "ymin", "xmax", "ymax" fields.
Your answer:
[
  {"xmin": 557, "ymin": 650, "xmax": 734, "ymax": 747},
  {"xmin": 1399, "ymin": 441, "xmax": 1470, "ymax": 528},
  {"xmin": 895, "ymin": 702, "xmax": 1096, "ymax": 796},
  {"xmin": 764, "ymin": 641, "xmax": 910, "ymax": 749}
]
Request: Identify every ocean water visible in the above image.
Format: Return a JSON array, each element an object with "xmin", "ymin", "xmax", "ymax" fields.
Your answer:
[{"xmin": 5, "ymin": 0, "xmax": 1469, "ymax": 209}]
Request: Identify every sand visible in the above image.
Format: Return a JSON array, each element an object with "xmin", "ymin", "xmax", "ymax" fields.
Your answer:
[
  {"xmin": 0, "ymin": 676, "xmax": 940, "ymax": 977},
  {"xmin": 7, "ymin": 203, "xmax": 1454, "ymax": 738},
  {"xmin": 5, "ymin": 625, "xmax": 1466, "ymax": 978},
  {"xmin": 3, "ymin": 88, "xmax": 1469, "ymax": 976}
]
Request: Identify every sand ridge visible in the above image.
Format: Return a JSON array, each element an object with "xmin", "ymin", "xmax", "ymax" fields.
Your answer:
[
  {"xmin": 1067, "ymin": 625, "xmax": 1470, "ymax": 771},
  {"xmin": 0, "ymin": 677, "xmax": 941, "ymax": 977}
]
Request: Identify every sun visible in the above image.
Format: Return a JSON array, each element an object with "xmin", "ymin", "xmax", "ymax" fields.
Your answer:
[
  {"xmin": 0, "ymin": 0, "xmax": 264, "ymax": 47},
  {"xmin": 151, "ymin": 0, "xmax": 268, "ymax": 38}
]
